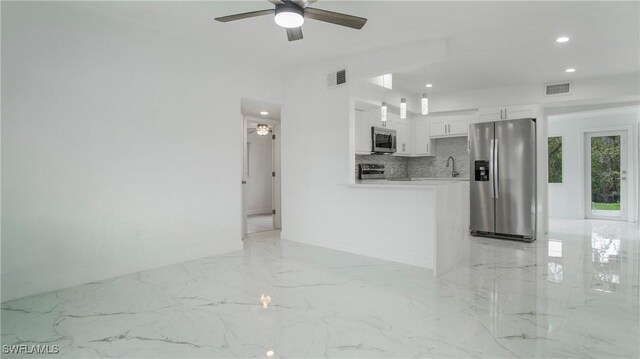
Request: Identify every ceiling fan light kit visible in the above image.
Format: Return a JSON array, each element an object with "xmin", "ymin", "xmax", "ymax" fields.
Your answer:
[
  {"xmin": 256, "ymin": 124, "xmax": 270, "ymax": 136},
  {"xmin": 215, "ymin": 0, "xmax": 367, "ymax": 42},
  {"xmin": 274, "ymin": 3, "xmax": 304, "ymax": 28}
]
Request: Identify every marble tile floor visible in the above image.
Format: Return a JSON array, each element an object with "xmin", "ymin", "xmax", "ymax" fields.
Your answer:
[
  {"xmin": 247, "ymin": 214, "xmax": 274, "ymax": 234},
  {"xmin": 1, "ymin": 220, "xmax": 639, "ymax": 358}
]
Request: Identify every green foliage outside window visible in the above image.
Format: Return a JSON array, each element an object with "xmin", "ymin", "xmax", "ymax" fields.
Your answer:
[
  {"xmin": 591, "ymin": 135, "xmax": 621, "ymax": 207},
  {"xmin": 548, "ymin": 136, "xmax": 562, "ymax": 183}
]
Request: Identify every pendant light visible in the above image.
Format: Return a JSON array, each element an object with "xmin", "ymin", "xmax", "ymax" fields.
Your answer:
[
  {"xmin": 421, "ymin": 66, "xmax": 429, "ymax": 115},
  {"xmin": 400, "ymin": 98, "xmax": 407, "ymax": 119},
  {"xmin": 256, "ymin": 124, "xmax": 269, "ymax": 136},
  {"xmin": 380, "ymin": 75, "xmax": 387, "ymax": 126},
  {"xmin": 421, "ymin": 94, "xmax": 429, "ymax": 115},
  {"xmin": 381, "ymin": 102, "xmax": 388, "ymax": 125}
]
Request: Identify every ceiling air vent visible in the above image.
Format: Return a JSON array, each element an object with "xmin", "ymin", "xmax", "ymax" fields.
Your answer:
[
  {"xmin": 545, "ymin": 82, "xmax": 571, "ymax": 96},
  {"xmin": 327, "ymin": 69, "xmax": 347, "ymax": 88}
]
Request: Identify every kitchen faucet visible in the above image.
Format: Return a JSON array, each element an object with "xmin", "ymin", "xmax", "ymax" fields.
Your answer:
[{"xmin": 446, "ymin": 156, "xmax": 459, "ymax": 178}]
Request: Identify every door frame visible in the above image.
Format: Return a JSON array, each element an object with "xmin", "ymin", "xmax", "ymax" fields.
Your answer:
[
  {"xmin": 242, "ymin": 116, "xmax": 281, "ymax": 238},
  {"xmin": 584, "ymin": 129, "xmax": 629, "ymax": 221}
]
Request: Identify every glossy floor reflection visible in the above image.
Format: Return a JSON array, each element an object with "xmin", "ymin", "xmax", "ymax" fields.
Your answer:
[{"xmin": 1, "ymin": 220, "xmax": 639, "ymax": 358}]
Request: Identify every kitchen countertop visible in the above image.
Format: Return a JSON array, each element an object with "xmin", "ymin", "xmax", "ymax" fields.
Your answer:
[
  {"xmin": 352, "ymin": 178, "xmax": 470, "ymax": 189},
  {"xmin": 388, "ymin": 177, "xmax": 470, "ymax": 182}
]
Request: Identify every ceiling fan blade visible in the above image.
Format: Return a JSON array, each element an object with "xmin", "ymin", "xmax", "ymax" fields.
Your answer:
[
  {"xmin": 304, "ymin": 7, "xmax": 367, "ymax": 29},
  {"xmin": 291, "ymin": 0, "xmax": 317, "ymax": 8},
  {"xmin": 215, "ymin": 9, "xmax": 274, "ymax": 23},
  {"xmin": 267, "ymin": 0, "xmax": 284, "ymax": 4},
  {"xmin": 286, "ymin": 27, "xmax": 304, "ymax": 41}
]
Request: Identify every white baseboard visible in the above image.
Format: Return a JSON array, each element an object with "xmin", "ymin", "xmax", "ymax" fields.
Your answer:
[{"xmin": 280, "ymin": 233, "xmax": 433, "ymax": 270}]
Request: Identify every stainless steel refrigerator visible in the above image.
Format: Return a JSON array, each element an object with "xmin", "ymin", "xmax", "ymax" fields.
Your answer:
[{"xmin": 469, "ymin": 118, "xmax": 537, "ymax": 242}]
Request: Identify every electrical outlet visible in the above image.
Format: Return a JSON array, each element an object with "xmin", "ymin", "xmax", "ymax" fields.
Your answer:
[
  {"xmin": 135, "ymin": 229, "xmax": 142, "ymax": 241},
  {"xmin": 390, "ymin": 168, "xmax": 395, "ymax": 175}
]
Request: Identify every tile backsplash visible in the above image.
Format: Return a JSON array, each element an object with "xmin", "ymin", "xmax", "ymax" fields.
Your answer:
[
  {"xmin": 355, "ymin": 154, "xmax": 408, "ymax": 179},
  {"xmin": 355, "ymin": 137, "xmax": 469, "ymax": 180},
  {"xmin": 408, "ymin": 137, "xmax": 469, "ymax": 178}
]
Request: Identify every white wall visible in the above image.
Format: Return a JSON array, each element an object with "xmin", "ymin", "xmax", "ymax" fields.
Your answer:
[
  {"xmin": 548, "ymin": 106, "xmax": 639, "ymax": 221},
  {"xmin": 246, "ymin": 131, "xmax": 273, "ymax": 215},
  {"xmin": 1, "ymin": 3, "xmax": 284, "ymax": 301},
  {"xmin": 281, "ymin": 39, "xmax": 448, "ymax": 267}
]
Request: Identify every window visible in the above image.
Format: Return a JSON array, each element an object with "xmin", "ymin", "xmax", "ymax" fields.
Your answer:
[{"xmin": 548, "ymin": 136, "xmax": 563, "ymax": 183}]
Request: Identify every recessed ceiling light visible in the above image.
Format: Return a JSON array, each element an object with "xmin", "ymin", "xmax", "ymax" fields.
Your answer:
[
  {"xmin": 260, "ymin": 111, "xmax": 269, "ymax": 116},
  {"xmin": 565, "ymin": 68, "xmax": 576, "ymax": 73},
  {"xmin": 425, "ymin": 83, "xmax": 433, "ymax": 88},
  {"xmin": 556, "ymin": 36, "xmax": 570, "ymax": 43},
  {"xmin": 266, "ymin": 350, "xmax": 275, "ymax": 357}
]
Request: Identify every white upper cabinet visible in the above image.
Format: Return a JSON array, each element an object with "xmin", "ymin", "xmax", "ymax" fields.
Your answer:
[
  {"xmin": 429, "ymin": 117, "xmax": 447, "ymax": 137},
  {"xmin": 413, "ymin": 116, "xmax": 435, "ymax": 156},
  {"xmin": 478, "ymin": 107, "xmax": 503, "ymax": 122},
  {"xmin": 355, "ymin": 110, "xmax": 386, "ymax": 154},
  {"xmin": 388, "ymin": 114, "xmax": 412, "ymax": 156},
  {"xmin": 504, "ymin": 105, "xmax": 536, "ymax": 120},
  {"xmin": 477, "ymin": 105, "xmax": 539, "ymax": 123},
  {"xmin": 429, "ymin": 114, "xmax": 470, "ymax": 138},
  {"xmin": 447, "ymin": 116, "xmax": 470, "ymax": 136},
  {"xmin": 355, "ymin": 110, "xmax": 372, "ymax": 154}
]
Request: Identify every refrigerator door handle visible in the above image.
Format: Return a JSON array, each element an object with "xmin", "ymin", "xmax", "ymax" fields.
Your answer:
[
  {"xmin": 495, "ymin": 139, "xmax": 499, "ymax": 198},
  {"xmin": 490, "ymin": 139, "xmax": 495, "ymax": 198}
]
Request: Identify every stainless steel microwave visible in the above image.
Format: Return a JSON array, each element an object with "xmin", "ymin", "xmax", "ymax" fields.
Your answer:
[{"xmin": 371, "ymin": 127, "xmax": 396, "ymax": 154}]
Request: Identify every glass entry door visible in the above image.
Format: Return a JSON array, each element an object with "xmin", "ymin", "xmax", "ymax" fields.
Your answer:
[{"xmin": 585, "ymin": 131, "xmax": 627, "ymax": 220}]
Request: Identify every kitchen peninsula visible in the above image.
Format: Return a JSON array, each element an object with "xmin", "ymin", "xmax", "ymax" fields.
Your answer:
[{"xmin": 350, "ymin": 174, "xmax": 470, "ymax": 277}]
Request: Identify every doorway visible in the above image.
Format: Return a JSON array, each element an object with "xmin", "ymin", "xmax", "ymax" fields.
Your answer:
[
  {"xmin": 585, "ymin": 130, "xmax": 628, "ymax": 220},
  {"xmin": 245, "ymin": 122, "xmax": 275, "ymax": 233},
  {"xmin": 241, "ymin": 98, "xmax": 281, "ymax": 238}
]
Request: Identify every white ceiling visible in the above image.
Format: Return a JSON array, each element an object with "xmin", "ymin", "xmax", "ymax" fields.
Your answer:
[
  {"xmin": 241, "ymin": 97, "xmax": 281, "ymax": 120},
  {"xmin": 9, "ymin": 1, "xmax": 639, "ymax": 95},
  {"xmin": 391, "ymin": 1, "xmax": 640, "ymax": 95}
]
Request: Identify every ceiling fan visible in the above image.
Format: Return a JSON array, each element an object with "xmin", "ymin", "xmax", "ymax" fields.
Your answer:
[{"xmin": 214, "ymin": 0, "xmax": 367, "ymax": 42}]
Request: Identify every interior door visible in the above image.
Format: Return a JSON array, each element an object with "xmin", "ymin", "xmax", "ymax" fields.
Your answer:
[
  {"xmin": 586, "ymin": 131, "xmax": 627, "ymax": 220},
  {"xmin": 469, "ymin": 122, "xmax": 495, "ymax": 233},
  {"xmin": 495, "ymin": 118, "xmax": 536, "ymax": 239}
]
